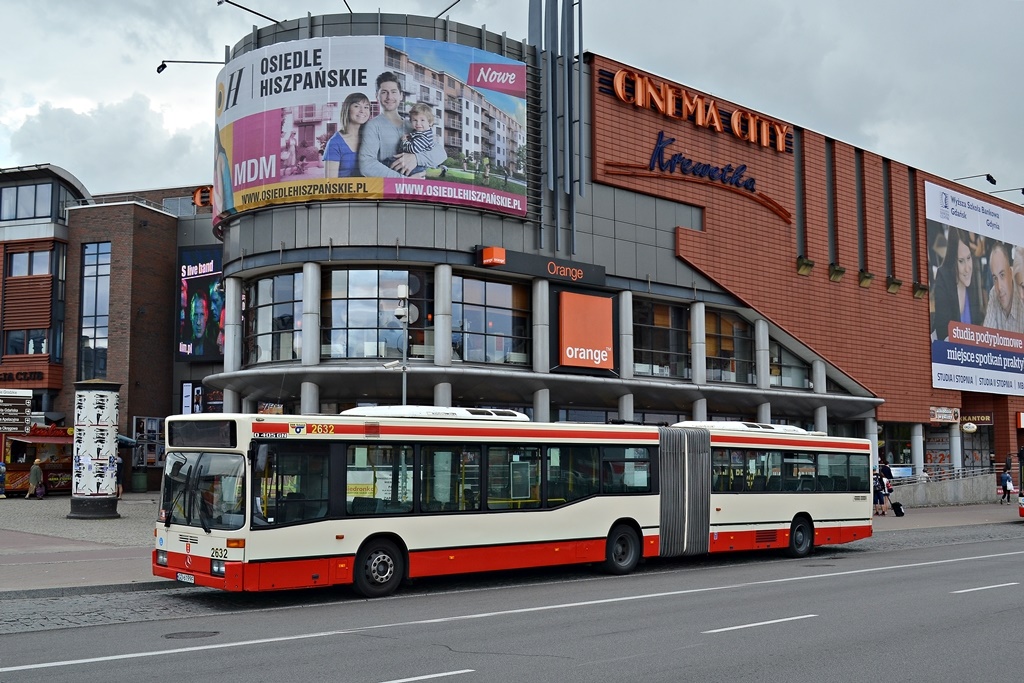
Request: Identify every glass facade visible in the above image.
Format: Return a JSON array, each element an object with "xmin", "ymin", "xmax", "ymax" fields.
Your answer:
[
  {"xmin": 633, "ymin": 299, "xmax": 689, "ymax": 378},
  {"xmin": 79, "ymin": 242, "xmax": 111, "ymax": 379},
  {"xmin": 452, "ymin": 275, "xmax": 530, "ymax": 365},
  {"xmin": 706, "ymin": 310, "xmax": 753, "ymax": 384},
  {"xmin": 244, "ymin": 272, "xmax": 304, "ymax": 364}
]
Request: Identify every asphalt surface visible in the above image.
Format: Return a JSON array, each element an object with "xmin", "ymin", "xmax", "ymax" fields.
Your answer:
[{"xmin": 0, "ymin": 491, "xmax": 1021, "ymax": 601}]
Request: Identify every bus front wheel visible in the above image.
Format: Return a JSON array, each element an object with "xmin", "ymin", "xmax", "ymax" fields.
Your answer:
[
  {"xmin": 353, "ymin": 539, "xmax": 404, "ymax": 598},
  {"xmin": 786, "ymin": 516, "xmax": 813, "ymax": 558},
  {"xmin": 604, "ymin": 524, "xmax": 640, "ymax": 575}
]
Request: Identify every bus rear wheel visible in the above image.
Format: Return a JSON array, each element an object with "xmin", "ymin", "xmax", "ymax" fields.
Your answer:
[
  {"xmin": 786, "ymin": 516, "xmax": 813, "ymax": 558},
  {"xmin": 604, "ymin": 524, "xmax": 640, "ymax": 575},
  {"xmin": 353, "ymin": 539, "xmax": 404, "ymax": 598}
]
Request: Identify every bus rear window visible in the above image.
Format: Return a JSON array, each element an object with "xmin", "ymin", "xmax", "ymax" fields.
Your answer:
[{"xmin": 168, "ymin": 420, "xmax": 237, "ymax": 448}]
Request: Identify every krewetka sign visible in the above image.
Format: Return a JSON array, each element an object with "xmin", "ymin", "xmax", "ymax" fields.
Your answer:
[{"xmin": 212, "ymin": 36, "xmax": 528, "ymax": 226}]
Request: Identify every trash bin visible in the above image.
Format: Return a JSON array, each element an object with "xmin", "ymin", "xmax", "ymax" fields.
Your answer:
[{"xmin": 131, "ymin": 469, "xmax": 148, "ymax": 493}]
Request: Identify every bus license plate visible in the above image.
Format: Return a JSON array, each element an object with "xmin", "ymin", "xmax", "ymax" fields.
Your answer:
[{"xmin": 176, "ymin": 572, "xmax": 196, "ymax": 584}]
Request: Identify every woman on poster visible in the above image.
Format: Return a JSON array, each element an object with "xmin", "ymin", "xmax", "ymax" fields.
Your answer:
[
  {"xmin": 324, "ymin": 92, "xmax": 372, "ymax": 178},
  {"xmin": 931, "ymin": 226, "xmax": 984, "ymax": 341}
]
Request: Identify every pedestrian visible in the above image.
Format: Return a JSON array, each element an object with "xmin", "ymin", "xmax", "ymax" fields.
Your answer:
[
  {"xmin": 0, "ymin": 458, "xmax": 6, "ymax": 499},
  {"xmin": 1000, "ymin": 468, "xmax": 1013, "ymax": 504},
  {"xmin": 879, "ymin": 456, "xmax": 895, "ymax": 512},
  {"xmin": 26, "ymin": 458, "xmax": 43, "ymax": 499},
  {"xmin": 115, "ymin": 453, "xmax": 124, "ymax": 499},
  {"xmin": 873, "ymin": 468, "xmax": 886, "ymax": 516}
]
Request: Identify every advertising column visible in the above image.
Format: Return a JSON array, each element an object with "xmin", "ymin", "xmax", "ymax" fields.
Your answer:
[{"xmin": 68, "ymin": 380, "xmax": 122, "ymax": 519}]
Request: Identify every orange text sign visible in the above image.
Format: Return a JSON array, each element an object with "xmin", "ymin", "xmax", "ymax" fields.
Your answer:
[{"xmin": 559, "ymin": 292, "xmax": 614, "ymax": 370}]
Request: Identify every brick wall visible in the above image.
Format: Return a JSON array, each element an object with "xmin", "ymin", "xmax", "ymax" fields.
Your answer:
[{"xmin": 589, "ymin": 54, "xmax": 1024, "ymax": 436}]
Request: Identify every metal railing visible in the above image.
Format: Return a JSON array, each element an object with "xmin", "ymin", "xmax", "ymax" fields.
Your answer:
[{"xmin": 892, "ymin": 467, "xmax": 996, "ymax": 487}]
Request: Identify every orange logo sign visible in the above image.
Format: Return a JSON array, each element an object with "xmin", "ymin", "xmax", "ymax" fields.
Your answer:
[{"xmin": 559, "ymin": 292, "xmax": 614, "ymax": 369}]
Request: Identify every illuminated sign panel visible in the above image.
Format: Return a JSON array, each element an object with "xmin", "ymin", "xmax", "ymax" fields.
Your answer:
[
  {"xmin": 212, "ymin": 36, "xmax": 528, "ymax": 226},
  {"xmin": 177, "ymin": 246, "xmax": 224, "ymax": 362},
  {"xmin": 559, "ymin": 292, "xmax": 614, "ymax": 370},
  {"xmin": 925, "ymin": 180, "xmax": 1024, "ymax": 396}
]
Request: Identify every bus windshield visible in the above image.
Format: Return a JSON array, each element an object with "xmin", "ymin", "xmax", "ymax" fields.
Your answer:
[{"xmin": 161, "ymin": 451, "xmax": 246, "ymax": 531}]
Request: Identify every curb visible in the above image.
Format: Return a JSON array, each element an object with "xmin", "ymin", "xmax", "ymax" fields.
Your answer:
[{"xmin": 0, "ymin": 580, "xmax": 179, "ymax": 601}]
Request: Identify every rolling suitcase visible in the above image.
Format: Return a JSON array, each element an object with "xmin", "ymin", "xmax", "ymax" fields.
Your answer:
[{"xmin": 890, "ymin": 501, "xmax": 905, "ymax": 517}]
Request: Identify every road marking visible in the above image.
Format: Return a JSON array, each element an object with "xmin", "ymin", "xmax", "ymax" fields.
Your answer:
[
  {"xmin": 4, "ymin": 549, "xmax": 1024, "ymax": 673},
  {"xmin": 951, "ymin": 582, "xmax": 1019, "ymax": 594},
  {"xmin": 380, "ymin": 671, "xmax": 475, "ymax": 683},
  {"xmin": 702, "ymin": 614, "xmax": 817, "ymax": 633}
]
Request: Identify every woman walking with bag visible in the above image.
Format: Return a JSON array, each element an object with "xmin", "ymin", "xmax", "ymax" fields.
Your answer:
[
  {"xmin": 26, "ymin": 458, "xmax": 43, "ymax": 499},
  {"xmin": 1001, "ymin": 468, "xmax": 1014, "ymax": 504}
]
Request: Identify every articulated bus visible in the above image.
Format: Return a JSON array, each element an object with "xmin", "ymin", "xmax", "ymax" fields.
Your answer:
[{"xmin": 153, "ymin": 407, "xmax": 873, "ymax": 597}]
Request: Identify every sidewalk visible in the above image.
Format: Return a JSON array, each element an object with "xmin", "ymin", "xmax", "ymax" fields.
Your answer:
[
  {"xmin": 0, "ymin": 494, "xmax": 1020, "ymax": 600},
  {"xmin": 0, "ymin": 491, "xmax": 167, "ymax": 600}
]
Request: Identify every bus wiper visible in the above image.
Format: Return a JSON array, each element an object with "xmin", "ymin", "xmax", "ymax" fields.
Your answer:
[
  {"xmin": 198, "ymin": 501, "xmax": 211, "ymax": 534},
  {"xmin": 164, "ymin": 464, "xmax": 192, "ymax": 528}
]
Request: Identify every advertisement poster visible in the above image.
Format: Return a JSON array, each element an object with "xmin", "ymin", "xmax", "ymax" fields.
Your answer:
[
  {"xmin": 926, "ymin": 181, "xmax": 1024, "ymax": 396},
  {"xmin": 177, "ymin": 246, "xmax": 224, "ymax": 362},
  {"xmin": 212, "ymin": 36, "xmax": 528, "ymax": 226}
]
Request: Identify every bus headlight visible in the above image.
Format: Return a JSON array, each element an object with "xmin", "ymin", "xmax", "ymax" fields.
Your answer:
[
  {"xmin": 211, "ymin": 559, "xmax": 226, "ymax": 577},
  {"xmin": 156, "ymin": 550, "xmax": 168, "ymax": 566}
]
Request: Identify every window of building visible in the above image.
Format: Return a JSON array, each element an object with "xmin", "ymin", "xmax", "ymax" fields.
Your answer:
[
  {"xmin": 0, "ymin": 182, "xmax": 54, "ymax": 221},
  {"xmin": 452, "ymin": 276, "xmax": 530, "ymax": 365},
  {"xmin": 319, "ymin": 269, "xmax": 432, "ymax": 362},
  {"xmin": 633, "ymin": 299, "xmax": 690, "ymax": 378},
  {"xmin": 706, "ymin": 310, "xmax": 753, "ymax": 384},
  {"xmin": 768, "ymin": 341, "xmax": 811, "ymax": 389},
  {"xmin": 7, "ymin": 249, "xmax": 50, "ymax": 276},
  {"xmin": 79, "ymin": 242, "xmax": 111, "ymax": 379},
  {"xmin": 243, "ymin": 272, "xmax": 303, "ymax": 364},
  {"xmin": 5, "ymin": 328, "xmax": 49, "ymax": 355},
  {"xmin": 162, "ymin": 196, "xmax": 196, "ymax": 217}
]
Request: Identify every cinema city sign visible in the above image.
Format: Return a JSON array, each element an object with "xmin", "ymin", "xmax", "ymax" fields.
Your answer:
[{"xmin": 612, "ymin": 69, "xmax": 790, "ymax": 153}]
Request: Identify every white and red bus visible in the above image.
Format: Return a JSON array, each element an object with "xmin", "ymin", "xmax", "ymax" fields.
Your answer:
[{"xmin": 153, "ymin": 407, "xmax": 873, "ymax": 597}]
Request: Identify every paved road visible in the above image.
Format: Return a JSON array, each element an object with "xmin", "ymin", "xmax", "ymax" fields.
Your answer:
[{"xmin": 1, "ymin": 492, "xmax": 1021, "ymax": 601}]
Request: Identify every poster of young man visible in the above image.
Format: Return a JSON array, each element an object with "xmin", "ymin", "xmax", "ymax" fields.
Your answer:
[{"xmin": 177, "ymin": 246, "xmax": 225, "ymax": 362}]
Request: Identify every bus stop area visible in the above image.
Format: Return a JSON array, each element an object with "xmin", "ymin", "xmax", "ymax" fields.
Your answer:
[{"xmin": 1, "ymin": 491, "xmax": 1019, "ymax": 601}]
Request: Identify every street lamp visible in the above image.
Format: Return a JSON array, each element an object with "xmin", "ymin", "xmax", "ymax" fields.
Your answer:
[
  {"xmin": 394, "ymin": 284, "xmax": 409, "ymax": 406},
  {"xmin": 156, "ymin": 59, "xmax": 224, "ymax": 74},
  {"xmin": 990, "ymin": 187, "xmax": 1024, "ymax": 197},
  {"xmin": 216, "ymin": 0, "xmax": 282, "ymax": 24},
  {"xmin": 953, "ymin": 173, "xmax": 997, "ymax": 185}
]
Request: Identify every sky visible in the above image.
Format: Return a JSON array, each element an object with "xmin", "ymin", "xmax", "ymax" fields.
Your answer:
[{"xmin": 2, "ymin": 0, "xmax": 1023, "ymax": 198}]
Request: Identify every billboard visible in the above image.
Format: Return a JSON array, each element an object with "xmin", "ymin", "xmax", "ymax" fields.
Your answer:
[
  {"xmin": 558, "ymin": 292, "xmax": 614, "ymax": 370},
  {"xmin": 212, "ymin": 36, "xmax": 527, "ymax": 226},
  {"xmin": 177, "ymin": 246, "xmax": 224, "ymax": 362},
  {"xmin": 926, "ymin": 181, "xmax": 1024, "ymax": 396}
]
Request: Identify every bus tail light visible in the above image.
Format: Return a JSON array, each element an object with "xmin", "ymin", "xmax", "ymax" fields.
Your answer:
[{"xmin": 156, "ymin": 550, "xmax": 168, "ymax": 566}]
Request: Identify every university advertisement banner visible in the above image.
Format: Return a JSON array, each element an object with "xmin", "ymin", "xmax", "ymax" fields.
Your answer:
[
  {"xmin": 212, "ymin": 36, "xmax": 527, "ymax": 226},
  {"xmin": 926, "ymin": 181, "xmax": 1024, "ymax": 396}
]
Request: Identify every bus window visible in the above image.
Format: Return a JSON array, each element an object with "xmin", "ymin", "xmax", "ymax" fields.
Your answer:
[
  {"xmin": 487, "ymin": 446, "xmax": 541, "ymax": 509},
  {"xmin": 251, "ymin": 443, "xmax": 330, "ymax": 526},
  {"xmin": 546, "ymin": 446, "xmax": 599, "ymax": 506},
  {"xmin": 602, "ymin": 446, "xmax": 652, "ymax": 494},
  {"xmin": 419, "ymin": 445, "xmax": 480, "ymax": 512},
  {"xmin": 346, "ymin": 444, "xmax": 413, "ymax": 514}
]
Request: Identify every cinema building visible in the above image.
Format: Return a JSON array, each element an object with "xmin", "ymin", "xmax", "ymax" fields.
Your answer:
[{"xmin": 4, "ymin": 11, "xmax": 1024, "ymax": 483}]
